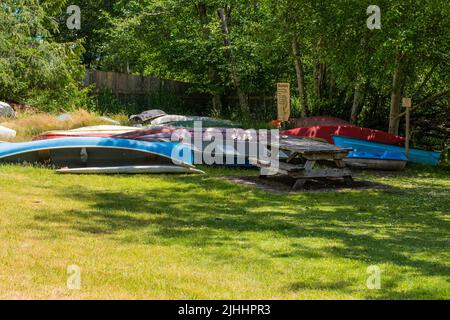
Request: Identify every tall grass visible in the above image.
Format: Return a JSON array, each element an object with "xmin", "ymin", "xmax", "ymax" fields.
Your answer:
[{"xmin": 0, "ymin": 109, "xmax": 128, "ymax": 142}]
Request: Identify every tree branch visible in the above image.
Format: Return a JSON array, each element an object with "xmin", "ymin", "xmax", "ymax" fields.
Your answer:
[{"xmin": 396, "ymin": 88, "xmax": 450, "ymax": 120}]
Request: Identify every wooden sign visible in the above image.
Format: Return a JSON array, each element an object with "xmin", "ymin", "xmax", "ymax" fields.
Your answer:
[
  {"xmin": 277, "ymin": 83, "xmax": 291, "ymax": 121},
  {"xmin": 402, "ymin": 97, "xmax": 412, "ymax": 108}
]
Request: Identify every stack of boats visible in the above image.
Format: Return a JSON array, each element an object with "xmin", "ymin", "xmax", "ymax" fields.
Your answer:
[
  {"xmin": 282, "ymin": 117, "xmax": 441, "ymax": 170},
  {"xmin": 0, "ymin": 111, "xmax": 253, "ymax": 175},
  {"xmin": 0, "ymin": 126, "xmax": 203, "ymax": 175},
  {"xmin": 0, "ymin": 110, "xmax": 210, "ymax": 175},
  {"xmin": 0, "ymin": 113, "xmax": 442, "ymax": 174}
]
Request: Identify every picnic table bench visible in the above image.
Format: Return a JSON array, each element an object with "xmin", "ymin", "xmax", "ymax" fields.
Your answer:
[{"xmin": 254, "ymin": 135, "xmax": 353, "ymax": 190}]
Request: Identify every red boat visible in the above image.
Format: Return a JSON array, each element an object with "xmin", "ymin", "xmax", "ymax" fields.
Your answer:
[
  {"xmin": 289, "ymin": 116, "xmax": 351, "ymax": 128},
  {"xmin": 281, "ymin": 125, "xmax": 405, "ymax": 146}
]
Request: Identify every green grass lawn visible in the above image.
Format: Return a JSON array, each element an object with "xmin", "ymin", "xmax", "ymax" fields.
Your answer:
[{"xmin": 0, "ymin": 164, "xmax": 449, "ymax": 299}]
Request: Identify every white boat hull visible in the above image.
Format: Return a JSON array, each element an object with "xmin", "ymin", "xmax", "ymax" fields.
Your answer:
[{"xmin": 57, "ymin": 165, "xmax": 205, "ymax": 175}]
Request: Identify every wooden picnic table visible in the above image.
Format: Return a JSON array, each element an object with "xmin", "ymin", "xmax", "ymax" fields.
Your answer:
[{"xmin": 255, "ymin": 135, "xmax": 353, "ymax": 190}]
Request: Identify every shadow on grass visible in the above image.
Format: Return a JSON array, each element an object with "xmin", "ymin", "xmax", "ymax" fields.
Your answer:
[{"xmin": 31, "ymin": 172, "xmax": 450, "ymax": 298}]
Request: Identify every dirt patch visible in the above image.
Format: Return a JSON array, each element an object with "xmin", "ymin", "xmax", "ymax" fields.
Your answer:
[{"xmin": 222, "ymin": 175, "xmax": 390, "ymax": 194}]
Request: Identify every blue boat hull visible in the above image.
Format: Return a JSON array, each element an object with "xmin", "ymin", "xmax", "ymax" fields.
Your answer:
[
  {"xmin": 0, "ymin": 137, "xmax": 193, "ymax": 168},
  {"xmin": 347, "ymin": 151, "xmax": 407, "ymax": 161},
  {"xmin": 333, "ymin": 136, "xmax": 441, "ymax": 166}
]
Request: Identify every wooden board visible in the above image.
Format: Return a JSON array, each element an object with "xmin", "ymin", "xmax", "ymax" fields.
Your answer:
[
  {"xmin": 402, "ymin": 98, "xmax": 412, "ymax": 108},
  {"xmin": 277, "ymin": 136, "xmax": 352, "ymax": 155}
]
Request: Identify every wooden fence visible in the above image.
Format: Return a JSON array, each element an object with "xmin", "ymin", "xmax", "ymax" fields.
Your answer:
[
  {"xmin": 83, "ymin": 70, "xmax": 192, "ymax": 95},
  {"xmin": 83, "ymin": 70, "xmax": 276, "ymax": 117}
]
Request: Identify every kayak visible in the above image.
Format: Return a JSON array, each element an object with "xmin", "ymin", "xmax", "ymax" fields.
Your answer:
[
  {"xmin": 57, "ymin": 165, "xmax": 205, "ymax": 175},
  {"xmin": 282, "ymin": 125, "xmax": 406, "ymax": 146},
  {"xmin": 289, "ymin": 116, "xmax": 351, "ymax": 128},
  {"xmin": 150, "ymin": 115, "xmax": 237, "ymax": 128},
  {"xmin": 0, "ymin": 137, "xmax": 193, "ymax": 168},
  {"xmin": 130, "ymin": 109, "xmax": 167, "ymax": 123},
  {"xmin": 344, "ymin": 151, "xmax": 407, "ymax": 171},
  {"xmin": 0, "ymin": 125, "xmax": 16, "ymax": 140},
  {"xmin": 116, "ymin": 127, "xmax": 274, "ymax": 167},
  {"xmin": 333, "ymin": 136, "xmax": 441, "ymax": 166},
  {"xmin": 33, "ymin": 127, "xmax": 275, "ymax": 167},
  {"xmin": 35, "ymin": 125, "xmax": 139, "ymax": 140}
]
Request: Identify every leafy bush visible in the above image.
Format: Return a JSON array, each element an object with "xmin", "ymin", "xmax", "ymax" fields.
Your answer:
[
  {"xmin": 0, "ymin": 0, "xmax": 87, "ymax": 111},
  {"xmin": 88, "ymin": 89, "xmax": 194, "ymax": 116}
]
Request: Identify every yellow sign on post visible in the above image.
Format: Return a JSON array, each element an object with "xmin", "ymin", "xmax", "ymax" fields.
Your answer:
[
  {"xmin": 402, "ymin": 98, "xmax": 412, "ymax": 108},
  {"xmin": 277, "ymin": 83, "xmax": 291, "ymax": 122}
]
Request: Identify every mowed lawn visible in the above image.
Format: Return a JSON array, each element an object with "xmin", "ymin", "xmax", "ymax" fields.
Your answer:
[{"xmin": 0, "ymin": 164, "xmax": 449, "ymax": 299}]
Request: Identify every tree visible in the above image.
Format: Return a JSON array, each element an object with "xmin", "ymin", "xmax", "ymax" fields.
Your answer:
[{"xmin": 0, "ymin": 0, "xmax": 86, "ymax": 110}]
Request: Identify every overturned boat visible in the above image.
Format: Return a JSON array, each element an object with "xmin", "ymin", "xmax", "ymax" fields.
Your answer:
[
  {"xmin": 333, "ymin": 136, "xmax": 441, "ymax": 167},
  {"xmin": 35, "ymin": 125, "xmax": 139, "ymax": 140},
  {"xmin": 0, "ymin": 137, "xmax": 194, "ymax": 170},
  {"xmin": 282, "ymin": 125, "xmax": 406, "ymax": 146},
  {"xmin": 344, "ymin": 151, "xmax": 407, "ymax": 171},
  {"xmin": 57, "ymin": 165, "xmax": 204, "ymax": 175},
  {"xmin": 0, "ymin": 125, "xmax": 16, "ymax": 140},
  {"xmin": 37, "ymin": 126, "xmax": 277, "ymax": 167}
]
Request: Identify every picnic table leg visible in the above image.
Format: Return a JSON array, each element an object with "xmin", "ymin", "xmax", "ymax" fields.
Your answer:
[
  {"xmin": 260, "ymin": 167, "xmax": 277, "ymax": 178},
  {"xmin": 344, "ymin": 175, "xmax": 354, "ymax": 185},
  {"xmin": 292, "ymin": 179, "xmax": 306, "ymax": 190},
  {"xmin": 335, "ymin": 159, "xmax": 347, "ymax": 168}
]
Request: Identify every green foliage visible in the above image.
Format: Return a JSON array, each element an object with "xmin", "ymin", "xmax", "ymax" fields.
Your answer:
[
  {"xmin": 1, "ymin": 0, "xmax": 448, "ymax": 149},
  {"xmin": 87, "ymin": 89, "xmax": 193, "ymax": 116},
  {"xmin": 0, "ymin": 0, "xmax": 87, "ymax": 110}
]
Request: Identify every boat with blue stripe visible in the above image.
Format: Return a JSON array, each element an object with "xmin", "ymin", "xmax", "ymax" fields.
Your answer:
[
  {"xmin": 0, "ymin": 137, "xmax": 193, "ymax": 168},
  {"xmin": 333, "ymin": 136, "xmax": 441, "ymax": 167}
]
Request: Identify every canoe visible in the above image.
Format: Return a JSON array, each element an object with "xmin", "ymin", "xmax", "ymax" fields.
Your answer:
[
  {"xmin": 57, "ymin": 165, "xmax": 205, "ymax": 175},
  {"xmin": 130, "ymin": 109, "xmax": 167, "ymax": 122},
  {"xmin": 0, "ymin": 125, "xmax": 16, "ymax": 140},
  {"xmin": 117, "ymin": 127, "xmax": 274, "ymax": 167},
  {"xmin": 344, "ymin": 151, "xmax": 407, "ymax": 171},
  {"xmin": 333, "ymin": 136, "xmax": 441, "ymax": 166},
  {"xmin": 35, "ymin": 125, "xmax": 139, "ymax": 140},
  {"xmin": 289, "ymin": 116, "xmax": 351, "ymax": 128},
  {"xmin": 36, "ymin": 126, "xmax": 175, "ymax": 141},
  {"xmin": 0, "ymin": 137, "xmax": 193, "ymax": 168},
  {"xmin": 33, "ymin": 127, "xmax": 274, "ymax": 167},
  {"xmin": 160, "ymin": 120, "xmax": 239, "ymax": 128},
  {"xmin": 282, "ymin": 125, "xmax": 406, "ymax": 146},
  {"xmin": 69, "ymin": 125, "xmax": 137, "ymax": 132},
  {"xmin": 150, "ymin": 115, "xmax": 237, "ymax": 128}
]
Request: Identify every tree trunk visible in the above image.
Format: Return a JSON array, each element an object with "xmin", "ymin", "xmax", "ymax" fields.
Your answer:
[
  {"xmin": 217, "ymin": 8, "xmax": 249, "ymax": 116},
  {"xmin": 389, "ymin": 54, "xmax": 405, "ymax": 135},
  {"xmin": 314, "ymin": 63, "xmax": 327, "ymax": 99},
  {"xmin": 292, "ymin": 34, "xmax": 308, "ymax": 118},
  {"xmin": 198, "ymin": 3, "xmax": 222, "ymax": 116},
  {"xmin": 351, "ymin": 83, "xmax": 363, "ymax": 123}
]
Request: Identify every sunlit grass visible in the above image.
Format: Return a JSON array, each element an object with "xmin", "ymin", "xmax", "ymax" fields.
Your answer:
[{"xmin": 0, "ymin": 164, "xmax": 449, "ymax": 299}]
